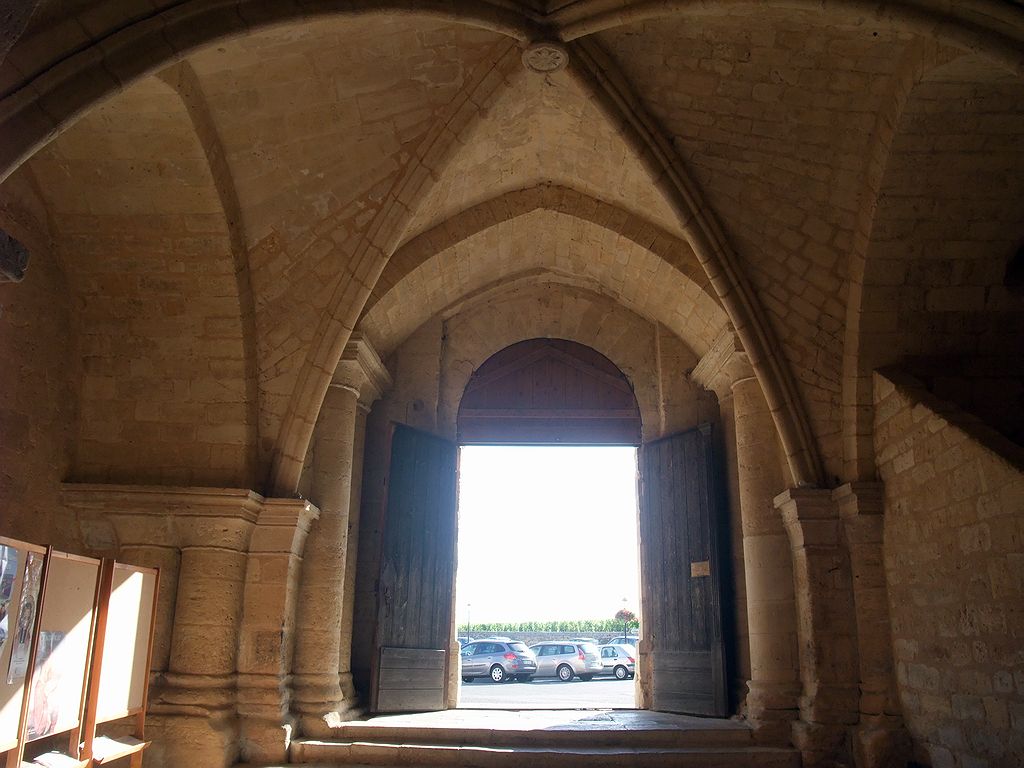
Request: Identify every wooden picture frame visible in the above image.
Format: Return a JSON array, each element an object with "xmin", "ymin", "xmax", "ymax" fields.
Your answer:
[
  {"xmin": 0, "ymin": 537, "xmax": 48, "ymax": 763},
  {"xmin": 19, "ymin": 551, "xmax": 102, "ymax": 768},
  {"xmin": 0, "ymin": 545, "xmax": 158, "ymax": 768},
  {"xmin": 80, "ymin": 561, "xmax": 159, "ymax": 767}
]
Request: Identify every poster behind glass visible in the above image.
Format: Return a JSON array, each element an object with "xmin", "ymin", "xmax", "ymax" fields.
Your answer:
[
  {"xmin": 24, "ymin": 555, "xmax": 98, "ymax": 742},
  {"xmin": 0, "ymin": 545, "xmax": 19, "ymax": 665},
  {"xmin": 6, "ymin": 550, "xmax": 42, "ymax": 684}
]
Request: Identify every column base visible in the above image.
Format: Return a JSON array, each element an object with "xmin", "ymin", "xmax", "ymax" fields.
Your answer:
[
  {"xmin": 852, "ymin": 716, "xmax": 910, "ymax": 768},
  {"xmin": 236, "ymin": 672, "xmax": 296, "ymax": 764},
  {"xmin": 146, "ymin": 710, "xmax": 239, "ymax": 768},
  {"xmin": 239, "ymin": 717, "xmax": 296, "ymax": 765},
  {"xmin": 149, "ymin": 673, "xmax": 240, "ymax": 767},
  {"xmin": 292, "ymin": 672, "xmax": 362, "ymax": 737},
  {"xmin": 791, "ymin": 720, "xmax": 850, "ymax": 768},
  {"xmin": 296, "ymin": 701, "xmax": 364, "ymax": 738},
  {"xmin": 744, "ymin": 680, "xmax": 800, "ymax": 744}
]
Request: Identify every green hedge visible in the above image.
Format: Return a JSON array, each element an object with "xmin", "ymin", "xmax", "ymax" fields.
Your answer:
[{"xmin": 459, "ymin": 618, "xmax": 640, "ymax": 633}]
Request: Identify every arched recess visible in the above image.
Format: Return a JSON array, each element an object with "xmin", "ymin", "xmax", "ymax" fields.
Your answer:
[
  {"xmin": 352, "ymin": 278, "xmax": 744, "ymax": 711},
  {"xmin": 22, "ymin": 74, "xmax": 258, "ymax": 487},
  {"xmin": 457, "ymin": 337, "xmax": 642, "ymax": 445},
  {"xmin": 844, "ymin": 53, "xmax": 1024, "ymax": 476}
]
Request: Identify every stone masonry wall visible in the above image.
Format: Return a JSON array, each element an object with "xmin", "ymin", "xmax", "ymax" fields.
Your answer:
[
  {"xmin": 0, "ymin": 167, "xmax": 80, "ymax": 551},
  {"xmin": 874, "ymin": 370, "xmax": 1024, "ymax": 768}
]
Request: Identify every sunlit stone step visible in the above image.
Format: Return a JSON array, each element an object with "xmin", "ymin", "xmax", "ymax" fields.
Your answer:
[{"xmin": 289, "ymin": 741, "xmax": 800, "ymax": 767}]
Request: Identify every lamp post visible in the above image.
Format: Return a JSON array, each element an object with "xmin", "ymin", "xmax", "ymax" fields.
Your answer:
[{"xmin": 621, "ymin": 597, "xmax": 628, "ymax": 639}]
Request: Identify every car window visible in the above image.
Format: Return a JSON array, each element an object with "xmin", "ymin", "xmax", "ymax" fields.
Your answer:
[
  {"xmin": 561, "ymin": 645, "xmax": 575, "ymax": 654},
  {"xmin": 602, "ymin": 647, "xmax": 614, "ymax": 658},
  {"xmin": 462, "ymin": 643, "xmax": 477, "ymax": 655},
  {"xmin": 509, "ymin": 642, "xmax": 529, "ymax": 653},
  {"xmin": 580, "ymin": 642, "xmax": 599, "ymax": 655}
]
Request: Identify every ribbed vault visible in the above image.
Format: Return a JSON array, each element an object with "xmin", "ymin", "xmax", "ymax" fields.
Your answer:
[
  {"xmin": 402, "ymin": 64, "xmax": 681, "ymax": 242},
  {"xmin": 359, "ymin": 209, "xmax": 729, "ymax": 359},
  {"xmin": 1, "ymin": 0, "xmax": 1021, "ymax": 495}
]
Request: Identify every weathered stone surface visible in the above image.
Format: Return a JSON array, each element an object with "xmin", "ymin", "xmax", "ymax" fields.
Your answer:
[
  {"xmin": 876, "ymin": 371, "xmax": 1024, "ymax": 768},
  {"xmin": 1, "ymin": 5, "xmax": 1021, "ymax": 768},
  {"xmin": 0, "ymin": 228, "xmax": 28, "ymax": 281}
]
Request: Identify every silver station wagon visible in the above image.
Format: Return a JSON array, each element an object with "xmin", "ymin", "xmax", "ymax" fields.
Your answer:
[
  {"xmin": 529, "ymin": 641, "xmax": 604, "ymax": 681},
  {"xmin": 460, "ymin": 638, "xmax": 537, "ymax": 683}
]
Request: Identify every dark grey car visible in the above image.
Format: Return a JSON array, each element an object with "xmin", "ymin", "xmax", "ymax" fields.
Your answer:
[{"xmin": 460, "ymin": 639, "xmax": 537, "ymax": 683}]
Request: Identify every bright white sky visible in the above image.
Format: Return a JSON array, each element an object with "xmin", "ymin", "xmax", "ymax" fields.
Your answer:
[{"xmin": 455, "ymin": 445, "xmax": 640, "ymax": 627}]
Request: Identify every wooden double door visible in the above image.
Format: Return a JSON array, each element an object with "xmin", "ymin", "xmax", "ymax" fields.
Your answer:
[{"xmin": 369, "ymin": 423, "xmax": 728, "ymax": 717}]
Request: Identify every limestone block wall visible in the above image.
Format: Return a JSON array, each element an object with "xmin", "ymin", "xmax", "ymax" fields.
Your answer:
[
  {"xmin": 25, "ymin": 77, "xmax": 259, "ymax": 489},
  {"xmin": 0, "ymin": 167, "xmax": 80, "ymax": 550},
  {"xmin": 874, "ymin": 370, "xmax": 1024, "ymax": 768}
]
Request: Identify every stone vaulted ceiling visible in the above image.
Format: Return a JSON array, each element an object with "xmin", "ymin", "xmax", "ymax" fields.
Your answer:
[{"xmin": 1, "ymin": 1, "xmax": 1022, "ymax": 493}]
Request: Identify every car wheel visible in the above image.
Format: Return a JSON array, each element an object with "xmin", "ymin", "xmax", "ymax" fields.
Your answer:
[
  {"xmin": 490, "ymin": 665, "xmax": 506, "ymax": 683},
  {"xmin": 462, "ymin": 676, "xmax": 473, "ymax": 683},
  {"xmin": 614, "ymin": 666, "xmax": 628, "ymax": 680},
  {"xmin": 579, "ymin": 674, "xmax": 593, "ymax": 681},
  {"xmin": 557, "ymin": 664, "xmax": 573, "ymax": 682}
]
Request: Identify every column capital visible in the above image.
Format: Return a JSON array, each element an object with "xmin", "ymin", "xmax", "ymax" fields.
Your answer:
[
  {"xmin": 690, "ymin": 325, "xmax": 753, "ymax": 398},
  {"xmin": 331, "ymin": 332, "xmax": 392, "ymax": 406},
  {"xmin": 258, "ymin": 497, "xmax": 319, "ymax": 528},
  {"xmin": 775, "ymin": 487, "xmax": 840, "ymax": 550},
  {"xmin": 774, "ymin": 487, "xmax": 836, "ymax": 519},
  {"xmin": 249, "ymin": 498, "xmax": 321, "ymax": 556},
  {"xmin": 62, "ymin": 483, "xmax": 263, "ymax": 549},
  {"xmin": 832, "ymin": 481, "xmax": 884, "ymax": 519}
]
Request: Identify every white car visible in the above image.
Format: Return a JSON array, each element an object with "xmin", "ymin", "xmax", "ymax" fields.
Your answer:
[{"xmin": 599, "ymin": 643, "xmax": 636, "ymax": 679}]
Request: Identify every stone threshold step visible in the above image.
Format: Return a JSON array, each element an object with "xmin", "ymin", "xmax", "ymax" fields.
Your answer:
[
  {"xmin": 290, "ymin": 741, "xmax": 800, "ymax": 768},
  {"xmin": 322, "ymin": 725, "xmax": 752, "ymax": 749}
]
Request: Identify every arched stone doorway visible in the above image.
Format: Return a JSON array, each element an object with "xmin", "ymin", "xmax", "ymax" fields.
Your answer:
[{"xmin": 354, "ymin": 337, "xmax": 734, "ymax": 717}]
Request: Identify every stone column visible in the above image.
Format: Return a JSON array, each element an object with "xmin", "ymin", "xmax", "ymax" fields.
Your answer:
[
  {"xmin": 833, "ymin": 482, "xmax": 909, "ymax": 768},
  {"xmin": 776, "ymin": 488, "xmax": 860, "ymax": 768},
  {"xmin": 156, "ymin": 491, "xmax": 261, "ymax": 768},
  {"xmin": 292, "ymin": 334, "xmax": 390, "ymax": 735},
  {"xmin": 715, "ymin": 390, "xmax": 750, "ymax": 710},
  {"xmin": 692, "ymin": 328, "xmax": 800, "ymax": 738},
  {"xmin": 733, "ymin": 377, "xmax": 801, "ymax": 739},
  {"xmin": 63, "ymin": 484, "xmax": 262, "ymax": 768},
  {"xmin": 338, "ymin": 403, "xmax": 369, "ymax": 697},
  {"xmin": 237, "ymin": 498, "xmax": 319, "ymax": 764}
]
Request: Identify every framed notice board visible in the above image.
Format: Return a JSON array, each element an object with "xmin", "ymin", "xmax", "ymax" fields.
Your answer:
[
  {"xmin": 0, "ymin": 537, "xmax": 47, "ymax": 753},
  {"xmin": 0, "ymin": 546, "xmax": 158, "ymax": 768},
  {"xmin": 23, "ymin": 552, "xmax": 101, "ymax": 745}
]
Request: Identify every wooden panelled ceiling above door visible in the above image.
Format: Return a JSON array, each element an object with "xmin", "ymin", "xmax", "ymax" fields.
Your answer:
[{"xmin": 457, "ymin": 338, "xmax": 641, "ymax": 445}]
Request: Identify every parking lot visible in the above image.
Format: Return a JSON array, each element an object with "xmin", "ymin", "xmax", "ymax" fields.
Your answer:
[{"xmin": 458, "ymin": 676, "xmax": 636, "ymax": 709}]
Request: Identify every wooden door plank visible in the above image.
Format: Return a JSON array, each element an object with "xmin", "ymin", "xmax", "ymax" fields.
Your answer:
[
  {"xmin": 372, "ymin": 427, "xmax": 458, "ymax": 713},
  {"xmin": 639, "ymin": 427, "xmax": 728, "ymax": 717}
]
